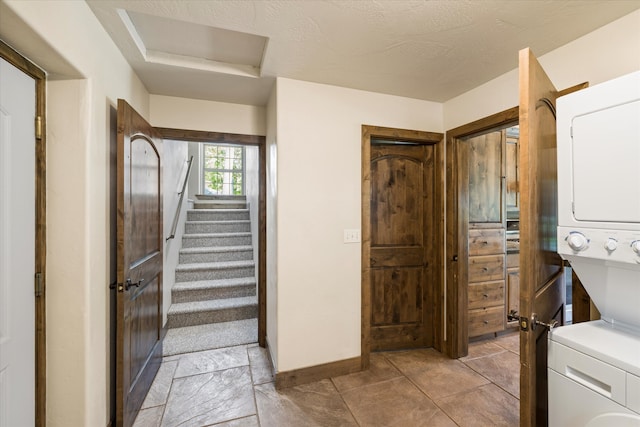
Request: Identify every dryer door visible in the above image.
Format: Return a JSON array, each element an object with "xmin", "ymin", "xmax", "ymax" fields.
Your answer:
[{"xmin": 585, "ymin": 413, "xmax": 640, "ymax": 427}]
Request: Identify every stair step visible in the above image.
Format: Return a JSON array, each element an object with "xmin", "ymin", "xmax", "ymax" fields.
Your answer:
[
  {"xmin": 187, "ymin": 209, "xmax": 249, "ymax": 222},
  {"xmin": 196, "ymin": 194, "xmax": 247, "ymax": 201},
  {"xmin": 172, "ymin": 277, "xmax": 256, "ymax": 303},
  {"xmin": 163, "ymin": 319, "xmax": 258, "ymax": 356},
  {"xmin": 175, "ymin": 260, "xmax": 255, "ymax": 282},
  {"xmin": 185, "ymin": 220, "xmax": 251, "ymax": 234},
  {"xmin": 194, "ymin": 200, "xmax": 247, "ymax": 210},
  {"xmin": 179, "ymin": 245, "xmax": 253, "ymax": 263},
  {"xmin": 166, "ymin": 296, "xmax": 258, "ymax": 328},
  {"xmin": 182, "ymin": 232, "xmax": 252, "ymax": 248}
]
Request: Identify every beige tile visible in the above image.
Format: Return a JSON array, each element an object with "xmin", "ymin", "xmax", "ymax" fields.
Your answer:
[
  {"xmin": 174, "ymin": 345, "xmax": 249, "ymax": 378},
  {"xmin": 404, "ymin": 358, "xmax": 490, "ymax": 400},
  {"xmin": 133, "ymin": 406, "xmax": 164, "ymax": 427},
  {"xmin": 436, "ymin": 383, "xmax": 519, "ymax": 426},
  {"xmin": 332, "ymin": 353, "xmax": 402, "ymax": 393},
  {"xmin": 247, "ymin": 345, "xmax": 274, "ymax": 385},
  {"xmin": 141, "ymin": 360, "xmax": 178, "ymax": 409},
  {"xmin": 460, "ymin": 341, "xmax": 506, "ymax": 362},
  {"xmin": 255, "ymin": 380, "xmax": 357, "ymax": 427},
  {"xmin": 495, "ymin": 332, "xmax": 520, "ymax": 354},
  {"xmin": 213, "ymin": 415, "xmax": 260, "ymax": 426},
  {"xmin": 463, "ymin": 349, "xmax": 520, "ymax": 398},
  {"xmin": 341, "ymin": 377, "xmax": 455, "ymax": 427},
  {"xmin": 161, "ymin": 366, "xmax": 255, "ymax": 427},
  {"xmin": 384, "ymin": 348, "xmax": 450, "ymax": 374}
]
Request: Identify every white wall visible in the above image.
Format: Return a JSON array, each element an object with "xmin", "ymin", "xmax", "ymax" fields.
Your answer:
[
  {"xmin": 444, "ymin": 9, "xmax": 640, "ymax": 130},
  {"xmin": 3, "ymin": 1, "xmax": 150, "ymax": 426},
  {"xmin": 163, "ymin": 140, "xmax": 190, "ymax": 324},
  {"xmin": 245, "ymin": 146, "xmax": 260, "ymax": 280},
  {"xmin": 265, "ymin": 85, "xmax": 279, "ymax": 369},
  {"xmin": 150, "ymin": 94, "xmax": 266, "ymax": 135},
  {"xmin": 274, "ymin": 78, "xmax": 442, "ymax": 372}
]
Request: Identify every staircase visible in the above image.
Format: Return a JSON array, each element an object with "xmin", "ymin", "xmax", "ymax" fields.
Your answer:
[{"xmin": 164, "ymin": 195, "xmax": 257, "ymax": 355}]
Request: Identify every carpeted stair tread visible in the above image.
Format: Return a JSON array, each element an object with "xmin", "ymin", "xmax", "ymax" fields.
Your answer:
[
  {"xmin": 162, "ymin": 319, "xmax": 257, "ymax": 356},
  {"xmin": 183, "ymin": 232, "xmax": 251, "ymax": 238},
  {"xmin": 173, "ymin": 277, "xmax": 256, "ymax": 292},
  {"xmin": 180, "ymin": 245, "xmax": 253, "ymax": 254},
  {"xmin": 175, "ymin": 260, "xmax": 255, "ymax": 272}
]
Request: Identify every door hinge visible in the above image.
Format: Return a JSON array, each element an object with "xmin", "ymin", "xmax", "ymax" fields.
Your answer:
[
  {"xmin": 35, "ymin": 116, "xmax": 43, "ymax": 140},
  {"xmin": 34, "ymin": 272, "xmax": 43, "ymax": 297}
]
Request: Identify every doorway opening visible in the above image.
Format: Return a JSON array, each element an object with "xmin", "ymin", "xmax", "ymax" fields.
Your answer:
[{"xmin": 157, "ymin": 129, "xmax": 267, "ymax": 357}]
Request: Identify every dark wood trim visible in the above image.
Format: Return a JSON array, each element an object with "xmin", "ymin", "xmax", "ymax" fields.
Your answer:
[
  {"xmin": 0, "ymin": 39, "xmax": 47, "ymax": 427},
  {"xmin": 275, "ymin": 356, "xmax": 361, "ymax": 389},
  {"xmin": 155, "ymin": 127, "xmax": 267, "ymax": 347},
  {"xmin": 155, "ymin": 128, "xmax": 265, "ymax": 146},
  {"xmin": 361, "ymin": 125, "xmax": 445, "ymax": 368},
  {"xmin": 571, "ymin": 268, "xmax": 591, "ymax": 324},
  {"xmin": 445, "ymin": 106, "xmax": 518, "ymax": 359}
]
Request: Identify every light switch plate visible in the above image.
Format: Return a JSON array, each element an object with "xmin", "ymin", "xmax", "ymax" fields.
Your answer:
[{"xmin": 344, "ymin": 229, "xmax": 361, "ymax": 243}]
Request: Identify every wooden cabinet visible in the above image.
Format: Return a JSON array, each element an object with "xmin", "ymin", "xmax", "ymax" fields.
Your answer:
[
  {"xmin": 468, "ymin": 228, "xmax": 506, "ymax": 337},
  {"xmin": 506, "ymin": 252, "xmax": 520, "ymax": 326},
  {"xmin": 468, "ymin": 132, "xmax": 504, "ymax": 224}
]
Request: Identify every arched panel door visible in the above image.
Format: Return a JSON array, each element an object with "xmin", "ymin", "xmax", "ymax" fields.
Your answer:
[
  {"xmin": 369, "ymin": 143, "xmax": 435, "ymax": 351},
  {"xmin": 116, "ymin": 99, "xmax": 163, "ymax": 427}
]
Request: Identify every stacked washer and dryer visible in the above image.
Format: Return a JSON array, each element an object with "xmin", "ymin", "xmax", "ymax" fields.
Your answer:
[{"xmin": 550, "ymin": 71, "xmax": 640, "ymax": 426}]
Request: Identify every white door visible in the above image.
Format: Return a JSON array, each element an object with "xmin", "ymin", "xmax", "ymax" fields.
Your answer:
[{"xmin": 0, "ymin": 57, "xmax": 36, "ymax": 427}]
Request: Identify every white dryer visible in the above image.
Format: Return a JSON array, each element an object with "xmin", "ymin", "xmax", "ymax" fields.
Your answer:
[{"xmin": 552, "ymin": 70, "xmax": 640, "ymax": 426}]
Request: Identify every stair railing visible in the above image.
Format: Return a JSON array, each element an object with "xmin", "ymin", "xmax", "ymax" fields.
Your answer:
[{"xmin": 166, "ymin": 155, "xmax": 194, "ymax": 242}]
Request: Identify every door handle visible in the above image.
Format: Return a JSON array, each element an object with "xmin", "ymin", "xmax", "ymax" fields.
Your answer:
[{"xmin": 125, "ymin": 278, "xmax": 144, "ymax": 291}]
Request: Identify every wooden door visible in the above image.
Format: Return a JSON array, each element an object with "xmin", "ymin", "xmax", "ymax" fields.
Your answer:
[
  {"xmin": 116, "ymin": 99, "xmax": 163, "ymax": 427},
  {"xmin": 369, "ymin": 142, "xmax": 435, "ymax": 351},
  {"xmin": 518, "ymin": 48, "xmax": 565, "ymax": 427}
]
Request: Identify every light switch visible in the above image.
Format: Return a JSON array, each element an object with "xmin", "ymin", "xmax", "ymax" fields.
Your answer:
[{"xmin": 344, "ymin": 229, "xmax": 361, "ymax": 243}]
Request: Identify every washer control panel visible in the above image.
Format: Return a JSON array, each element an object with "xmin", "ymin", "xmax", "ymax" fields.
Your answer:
[{"xmin": 558, "ymin": 227, "xmax": 640, "ymax": 264}]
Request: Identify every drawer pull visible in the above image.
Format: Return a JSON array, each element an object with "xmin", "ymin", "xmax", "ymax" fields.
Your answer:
[
  {"xmin": 483, "ymin": 320, "xmax": 489, "ymax": 324},
  {"xmin": 483, "ymin": 293, "xmax": 489, "ymax": 298},
  {"xmin": 482, "ymin": 267, "xmax": 489, "ymax": 272}
]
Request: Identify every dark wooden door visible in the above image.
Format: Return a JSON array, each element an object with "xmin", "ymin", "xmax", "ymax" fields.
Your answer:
[
  {"xmin": 369, "ymin": 143, "xmax": 435, "ymax": 351},
  {"xmin": 518, "ymin": 48, "xmax": 565, "ymax": 427},
  {"xmin": 116, "ymin": 99, "xmax": 163, "ymax": 427}
]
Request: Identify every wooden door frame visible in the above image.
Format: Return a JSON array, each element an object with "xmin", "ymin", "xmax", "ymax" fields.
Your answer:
[
  {"xmin": 361, "ymin": 125, "xmax": 444, "ymax": 369},
  {"xmin": 0, "ymin": 40, "xmax": 47, "ymax": 427},
  {"xmin": 444, "ymin": 107, "xmax": 519, "ymax": 358},
  {"xmin": 156, "ymin": 128, "xmax": 267, "ymax": 346}
]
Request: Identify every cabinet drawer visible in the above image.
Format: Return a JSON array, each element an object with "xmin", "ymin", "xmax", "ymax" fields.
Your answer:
[
  {"xmin": 469, "ymin": 229, "xmax": 505, "ymax": 256},
  {"xmin": 469, "ymin": 255, "xmax": 505, "ymax": 282},
  {"xmin": 469, "ymin": 280, "xmax": 505, "ymax": 309},
  {"xmin": 506, "ymin": 253, "xmax": 519, "ymax": 268},
  {"xmin": 469, "ymin": 306, "xmax": 505, "ymax": 337}
]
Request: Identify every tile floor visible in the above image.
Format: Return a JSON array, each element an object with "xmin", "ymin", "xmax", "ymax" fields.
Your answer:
[{"xmin": 134, "ymin": 332, "xmax": 520, "ymax": 427}]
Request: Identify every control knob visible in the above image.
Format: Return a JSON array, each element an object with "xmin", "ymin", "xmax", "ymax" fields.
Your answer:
[
  {"xmin": 632, "ymin": 240, "xmax": 640, "ymax": 255},
  {"xmin": 604, "ymin": 238, "xmax": 618, "ymax": 252},
  {"xmin": 567, "ymin": 232, "xmax": 588, "ymax": 251}
]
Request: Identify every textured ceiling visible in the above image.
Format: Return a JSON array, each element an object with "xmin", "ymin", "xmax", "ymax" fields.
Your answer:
[{"xmin": 87, "ymin": 0, "xmax": 640, "ymax": 106}]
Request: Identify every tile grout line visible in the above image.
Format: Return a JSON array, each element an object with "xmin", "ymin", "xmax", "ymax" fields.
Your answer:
[
  {"xmin": 380, "ymin": 353, "xmax": 462, "ymax": 426},
  {"xmin": 330, "ymin": 376, "xmax": 363, "ymax": 427}
]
